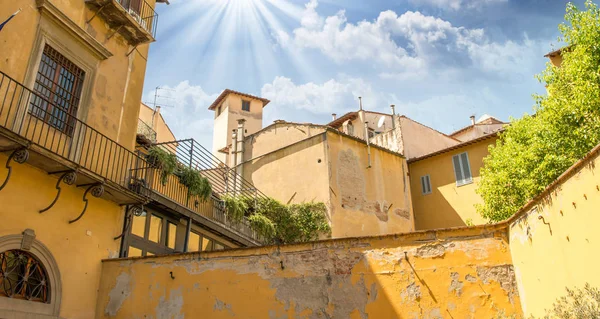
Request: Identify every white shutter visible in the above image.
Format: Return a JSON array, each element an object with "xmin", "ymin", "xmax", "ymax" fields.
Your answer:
[{"xmin": 452, "ymin": 154, "xmax": 463, "ymax": 184}]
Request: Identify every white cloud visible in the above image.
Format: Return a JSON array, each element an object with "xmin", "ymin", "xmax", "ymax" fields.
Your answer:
[
  {"xmin": 409, "ymin": 0, "xmax": 508, "ymax": 11},
  {"xmin": 275, "ymin": 1, "xmax": 540, "ymax": 79},
  {"xmin": 144, "ymin": 81, "xmax": 219, "ymax": 149},
  {"xmin": 260, "ymin": 76, "xmax": 392, "ymax": 119}
]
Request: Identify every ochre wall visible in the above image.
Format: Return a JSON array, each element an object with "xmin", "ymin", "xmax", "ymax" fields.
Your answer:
[
  {"xmin": 242, "ymin": 122, "xmax": 326, "ymax": 162},
  {"xmin": 0, "ymin": 154, "xmax": 124, "ymax": 319},
  {"xmin": 139, "ymin": 103, "xmax": 176, "ymax": 143},
  {"xmin": 327, "ymin": 131, "xmax": 414, "ymax": 238},
  {"xmin": 95, "ymin": 225, "xmax": 522, "ymax": 319},
  {"xmin": 242, "ymin": 134, "xmax": 330, "ymax": 206},
  {"xmin": 508, "ymin": 146, "xmax": 600, "ymax": 317},
  {"xmin": 409, "ymin": 137, "xmax": 497, "ymax": 230},
  {"xmin": 0, "ymin": 0, "xmax": 152, "ymax": 150},
  {"xmin": 398, "ymin": 116, "xmax": 459, "ymax": 160}
]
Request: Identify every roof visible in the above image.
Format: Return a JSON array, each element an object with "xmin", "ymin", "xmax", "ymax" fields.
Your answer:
[
  {"xmin": 408, "ymin": 130, "xmax": 503, "ymax": 163},
  {"xmin": 450, "ymin": 116, "xmax": 505, "ymax": 137},
  {"xmin": 208, "ymin": 89, "xmax": 270, "ymax": 111},
  {"xmin": 544, "ymin": 45, "xmax": 573, "ymax": 58},
  {"xmin": 327, "ymin": 110, "xmax": 393, "ymax": 128}
]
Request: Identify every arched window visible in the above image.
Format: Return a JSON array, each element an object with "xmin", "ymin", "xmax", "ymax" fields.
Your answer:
[
  {"xmin": 0, "ymin": 232, "xmax": 61, "ymax": 318},
  {"xmin": 0, "ymin": 250, "xmax": 49, "ymax": 303}
]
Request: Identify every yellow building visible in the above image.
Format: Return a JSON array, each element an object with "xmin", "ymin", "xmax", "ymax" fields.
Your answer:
[
  {"xmin": 409, "ymin": 133, "xmax": 500, "ymax": 230},
  {"xmin": 0, "ymin": 1, "xmax": 264, "ymax": 318},
  {"xmin": 137, "ymin": 103, "xmax": 175, "ymax": 145}
]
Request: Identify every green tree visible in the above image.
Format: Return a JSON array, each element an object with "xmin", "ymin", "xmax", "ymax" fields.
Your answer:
[{"xmin": 477, "ymin": 1, "xmax": 600, "ymax": 221}]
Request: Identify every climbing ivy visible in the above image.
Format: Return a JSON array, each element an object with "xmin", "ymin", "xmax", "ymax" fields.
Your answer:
[{"xmin": 222, "ymin": 196, "xmax": 330, "ymax": 244}]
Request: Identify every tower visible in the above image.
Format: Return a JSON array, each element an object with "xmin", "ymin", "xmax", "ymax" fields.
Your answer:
[{"xmin": 209, "ymin": 89, "xmax": 270, "ymax": 163}]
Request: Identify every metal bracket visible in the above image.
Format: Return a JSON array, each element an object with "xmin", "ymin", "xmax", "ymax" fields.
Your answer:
[
  {"xmin": 69, "ymin": 183, "xmax": 104, "ymax": 224},
  {"xmin": 0, "ymin": 148, "xmax": 29, "ymax": 192},
  {"xmin": 86, "ymin": 3, "xmax": 108, "ymax": 24},
  {"xmin": 114, "ymin": 205, "xmax": 144, "ymax": 240},
  {"xmin": 107, "ymin": 25, "xmax": 124, "ymax": 40},
  {"xmin": 39, "ymin": 171, "xmax": 77, "ymax": 213}
]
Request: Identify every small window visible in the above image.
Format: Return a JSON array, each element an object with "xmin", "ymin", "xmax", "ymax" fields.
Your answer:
[
  {"xmin": 368, "ymin": 128, "xmax": 375, "ymax": 139},
  {"xmin": 242, "ymin": 100, "xmax": 250, "ymax": 112},
  {"xmin": 420, "ymin": 175, "xmax": 432, "ymax": 195},
  {"xmin": 452, "ymin": 152, "xmax": 473, "ymax": 186},
  {"xmin": 167, "ymin": 222, "xmax": 177, "ymax": 249},
  {"xmin": 188, "ymin": 231, "xmax": 201, "ymax": 252},
  {"xmin": 347, "ymin": 123, "xmax": 354, "ymax": 136},
  {"xmin": 0, "ymin": 250, "xmax": 49, "ymax": 303},
  {"xmin": 30, "ymin": 44, "xmax": 85, "ymax": 136}
]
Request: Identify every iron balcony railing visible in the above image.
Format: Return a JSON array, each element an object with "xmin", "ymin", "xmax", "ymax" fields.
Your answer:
[
  {"xmin": 0, "ymin": 70, "xmax": 150, "ymax": 194},
  {"xmin": 137, "ymin": 118, "xmax": 157, "ymax": 143},
  {"xmin": 118, "ymin": 0, "xmax": 158, "ymax": 38},
  {"xmin": 140, "ymin": 139, "xmax": 267, "ymax": 242}
]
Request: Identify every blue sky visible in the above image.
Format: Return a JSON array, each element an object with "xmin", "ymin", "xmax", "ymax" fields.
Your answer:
[{"xmin": 142, "ymin": 0, "xmax": 583, "ymax": 150}]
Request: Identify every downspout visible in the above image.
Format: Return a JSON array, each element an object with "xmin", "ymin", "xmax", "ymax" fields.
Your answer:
[
  {"xmin": 364, "ymin": 121, "xmax": 371, "ymax": 169},
  {"xmin": 390, "ymin": 104, "xmax": 396, "ymax": 129},
  {"xmin": 230, "ymin": 129, "xmax": 238, "ymax": 194},
  {"xmin": 235, "ymin": 119, "xmax": 246, "ymax": 192}
]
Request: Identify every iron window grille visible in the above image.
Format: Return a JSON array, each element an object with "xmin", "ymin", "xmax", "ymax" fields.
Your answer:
[
  {"xmin": 0, "ymin": 250, "xmax": 49, "ymax": 303},
  {"xmin": 30, "ymin": 45, "xmax": 85, "ymax": 137}
]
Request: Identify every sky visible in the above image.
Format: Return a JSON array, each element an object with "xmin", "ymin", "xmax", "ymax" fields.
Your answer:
[{"xmin": 142, "ymin": 0, "xmax": 584, "ymax": 150}]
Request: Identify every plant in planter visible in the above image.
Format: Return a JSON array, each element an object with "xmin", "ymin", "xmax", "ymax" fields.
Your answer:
[
  {"xmin": 222, "ymin": 195, "xmax": 249, "ymax": 223},
  {"xmin": 177, "ymin": 166, "xmax": 212, "ymax": 201},
  {"xmin": 147, "ymin": 146, "xmax": 177, "ymax": 185}
]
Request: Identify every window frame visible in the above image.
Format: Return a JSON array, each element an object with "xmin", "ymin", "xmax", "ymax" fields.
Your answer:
[
  {"xmin": 241, "ymin": 99, "xmax": 250, "ymax": 112},
  {"xmin": 127, "ymin": 208, "xmax": 179, "ymax": 257},
  {"xmin": 420, "ymin": 175, "xmax": 432, "ymax": 195},
  {"xmin": 452, "ymin": 152, "xmax": 473, "ymax": 187}
]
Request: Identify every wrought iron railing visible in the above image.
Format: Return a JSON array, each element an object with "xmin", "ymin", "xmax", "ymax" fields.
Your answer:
[
  {"xmin": 0, "ymin": 70, "xmax": 149, "ymax": 194},
  {"xmin": 137, "ymin": 118, "xmax": 157, "ymax": 143},
  {"xmin": 141, "ymin": 139, "xmax": 267, "ymax": 242},
  {"xmin": 118, "ymin": 0, "xmax": 158, "ymax": 38}
]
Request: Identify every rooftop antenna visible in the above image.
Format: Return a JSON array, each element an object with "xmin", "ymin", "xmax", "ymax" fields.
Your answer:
[{"xmin": 148, "ymin": 86, "xmax": 176, "ymax": 111}]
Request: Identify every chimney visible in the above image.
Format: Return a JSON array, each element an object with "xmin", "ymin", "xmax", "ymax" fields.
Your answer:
[
  {"xmin": 358, "ymin": 97, "xmax": 363, "ymax": 110},
  {"xmin": 470, "ymin": 115, "xmax": 475, "ymax": 126},
  {"xmin": 332, "ymin": 113, "xmax": 337, "ymax": 121},
  {"xmin": 390, "ymin": 104, "xmax": 396, "ymax": 129},
  {"xmin": 235, "ymin": 119, "xmax": 246, "ymax": 190}
]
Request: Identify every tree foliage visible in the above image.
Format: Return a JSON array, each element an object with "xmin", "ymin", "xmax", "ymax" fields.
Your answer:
[
  {"xmin": 477, "ymin": 1, "xmax": 600, "ymax": 221},
  {"xmin": 222, "ymin": 196, "xmax": 330, "ymax": 244}
]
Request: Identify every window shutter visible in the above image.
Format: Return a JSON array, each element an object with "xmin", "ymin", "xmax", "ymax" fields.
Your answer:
[
  {"xmin": 426, "ymin": 176, "xmax": 432, "ymax": 193},
  {"xmin": 452, "ymin": 154, "xmax": 463, "ymax": 184},
  {"xmin": 421, "ymin": 175, "xmax": 432, "ymax": 195},
  {"xmin": 460, "ymin": 152, "xmax": 472, "ymax": 181},
  {"xmin": 421, "ymin": 176, "xmax": 426, "ymax": 194}
]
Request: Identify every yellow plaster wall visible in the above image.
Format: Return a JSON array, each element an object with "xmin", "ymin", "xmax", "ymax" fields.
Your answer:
[
  {"xmin": 0, "ymin": 154, "xmax": 124, "ymax": 319},
  {"xmin": 398, "ymin": 116, "xmax": 460, "ymax": 160},
  {"xmin": 409, "ymin": 137, "xmax": 497, "ymax": 230},
  {"xmin": 0, "ymin": 0, "xmax": 153, "ymax": 150},
  {"xmin": 95, "ymin": 225, "xmax": 522, "ymax": 319},
  {"xmin": 327, "ymin": 131, "xmax": 414, "ymax": 238},
  {"xmin": 139, "ymin": 103, "xmax": 176, "ymax": 143},
  {"xmin": 242, "ymin": 134, "xmax": 330, "ymax": 205},
  {"xmin": 243, "ymin": 123, "xmax": 326, "ymax": 162},
  {"xmin": 508, "ymin": 147, "xmax": 600, "ymax": 317}
]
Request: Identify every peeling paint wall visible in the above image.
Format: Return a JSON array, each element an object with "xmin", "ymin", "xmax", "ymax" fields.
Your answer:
[
  {"xmin": 508, "ymin": 147, "xmax": 600, "ymax": 317},
  {"xmin": 327, "ymin": 131, "xmax": 414, "ymax": 238},
  {"xmin": 96, "ymin": 225, "xmax": 522, "ymax": 319},
  {"xmin": 409, "ymin": 137, "xmax": 498, "ymax": 230}
]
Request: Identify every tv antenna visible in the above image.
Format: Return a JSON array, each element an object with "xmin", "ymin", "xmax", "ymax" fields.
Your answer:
[
  {"xmin": 377, "ymin": 116, "xmax": 386, "ymax": 130},
  {"xmin": 145, "ymin": 86, "xmax": 176, "ymax": 110}
]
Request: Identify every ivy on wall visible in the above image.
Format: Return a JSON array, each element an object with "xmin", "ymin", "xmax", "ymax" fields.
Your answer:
[{"xmin": 222, "ymin": 196, "xmax": 331, "ymax": 244}]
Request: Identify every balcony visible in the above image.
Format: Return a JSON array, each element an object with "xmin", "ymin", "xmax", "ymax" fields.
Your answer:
[
  {"xmin": 137, "ymin": 139, "xmax": 265, "ymax": 244},
  {"xmin": 0, "ymin": 70, "xmax": 262, "ymax": 246},
  {"xmin": 136, "ymin": 118, "xmax": 157, "ymax": 144},
  {"xmin": 85, "ymin": 0, "xmax": 158, "ymax": 45}
]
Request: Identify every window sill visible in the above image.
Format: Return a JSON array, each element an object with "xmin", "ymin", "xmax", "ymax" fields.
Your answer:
[{"xmin": 456, "ymin": 180, "xmax": 473, "ymax": 187}]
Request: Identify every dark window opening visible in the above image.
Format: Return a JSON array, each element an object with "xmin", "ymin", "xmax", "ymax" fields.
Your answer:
[
  {"xmin": 30, "ymin": 45, "xmax": 85, "ymax": 136},
  {"xmin": 242, "ymin": 100, "xmax": 250, "ymax": 112}
]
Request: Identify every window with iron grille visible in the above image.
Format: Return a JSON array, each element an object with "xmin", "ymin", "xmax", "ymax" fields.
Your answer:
[
  {"xmin": 30, "ymin": 45, "xmax": 85, "ymax": 136},
  {"xmin": 0, "ymin": 250, "xmax": 49, "ymax": 303}
]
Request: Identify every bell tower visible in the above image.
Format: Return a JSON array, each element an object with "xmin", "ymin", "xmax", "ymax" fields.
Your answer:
[{"xmin": 209, "ymin": 89, "xmax": 270, "ymax": 163}]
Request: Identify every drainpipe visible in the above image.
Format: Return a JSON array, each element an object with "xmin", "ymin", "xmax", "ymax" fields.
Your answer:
[
  {"xmin": 390, "ymin": 104, "xmax": 396, "ymax": 129},
  {"xmin": 364, "ymin": 121, "xmax": 371, "ymax": 169},
  {"xmin": 230, "ymin": 129, "xmax": 237, "ymax": 193},
  {"xmin": 357, "ymin": 96, "xmax": 366, "ymax": 139},
  {"xmin": 235, "ymin": 119, "xmax": 246, "ymax": 192}
]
